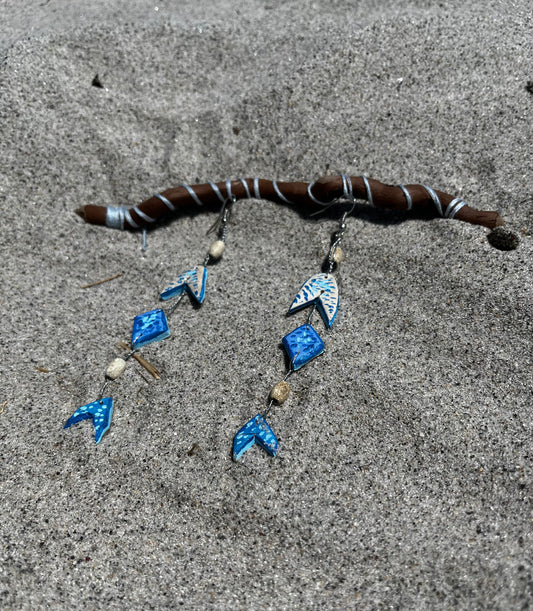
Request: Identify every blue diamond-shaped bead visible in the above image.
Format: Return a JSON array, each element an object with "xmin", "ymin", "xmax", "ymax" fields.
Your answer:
[
  {"xmin": 282, "ymin": 324, "xmax": 325, "ymax": 371},
  {"xmin": 131, "ymin": 308, "xmax": 170, "ymax": 349}
]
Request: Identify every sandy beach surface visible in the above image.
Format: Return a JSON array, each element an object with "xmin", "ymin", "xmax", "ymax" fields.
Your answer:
[{"xmin": 1, "ymin": 0, "xmax": 532, "ymax": 608}]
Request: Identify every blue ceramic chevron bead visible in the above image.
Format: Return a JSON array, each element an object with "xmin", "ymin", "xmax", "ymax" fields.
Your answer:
[
  {"xmin": 232, "ymin": 414, "xmax": 279, "ymax": 461},
  {"xmin": 64, "ymin": 397, "xmax": 114, "ymax": 444},
  {"xmin": 288, "ymin": 273, "xmax": 339, "ymax": 328},
  {"xmin": 160, "ymin": 265, "xmax": 207, "ymax": 303},
  {"xmin": 131, "ymin": 308, "xmax": 170, "ymax": 349},
  {"xmin": 282, "ymin": 324, "xmax": 325, "ymax": 370}
]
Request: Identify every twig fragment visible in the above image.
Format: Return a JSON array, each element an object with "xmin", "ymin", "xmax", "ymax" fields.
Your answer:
[
  {"xmin": 187, "ymin": 443, "xmax": 200, "ymax": 456},
  {"xmin": 81, "ymin": 273, "xmax": 123, "ymax": 289},
  {"xmin": 119, "ymin": 341, "xmax": 160, "ymax": 379}
]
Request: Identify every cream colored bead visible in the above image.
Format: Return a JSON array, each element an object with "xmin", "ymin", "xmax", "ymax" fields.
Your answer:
[
  {"xmin": 269, "ymin": 381, "xmax": 291, "ymax": 404},
  {"xmin": 333, "ymin": 246, "xmax": 343, "ymax": 264},
  {"xmin": 106, "ymin": 357, "xmax": 127, "ymax": 380},
  {"xmin": 209, "ymin": 240, "xmax": 225, "ymax": 259}
]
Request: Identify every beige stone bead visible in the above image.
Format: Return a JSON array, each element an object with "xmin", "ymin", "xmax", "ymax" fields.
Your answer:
[
  {"xmin": 333, "ymin": 246, "xmax": 343, "ymax": 264},
  {"xmin": 269, "ymin": 381, "xmax": 291, "ymax": 404},
  {"xmin": 209, "ymin": 240, "xmax": 225, "ymax": 259},
  {"xmin": 106, "ymin": 357, "xmax": 127, "ymax": 380}
]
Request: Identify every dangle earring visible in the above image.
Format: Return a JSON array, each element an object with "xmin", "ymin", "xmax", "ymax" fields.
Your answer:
[
  {"xmin": 231, "ymin": 174, "xmax": 355, "ymax": 461},
  {"xmin": 63, "ymin": 192, "xmax": 235, "ymax": 443}
]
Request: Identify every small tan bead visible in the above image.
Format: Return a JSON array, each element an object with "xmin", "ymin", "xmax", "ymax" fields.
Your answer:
[
  {"xmin": 106, "ymin": 357, "xmax": 127, "ymax": 380},
  {"xmin": 209, "ymin": 240, "xmax": 225, "ymax": 259},
  {"xmin": 333, "ymin": 246, "xmax": 343, "ymax": 264},
  {"xmin": 269, "ymin": 381, "xmax": 291, "ymax": 404}
]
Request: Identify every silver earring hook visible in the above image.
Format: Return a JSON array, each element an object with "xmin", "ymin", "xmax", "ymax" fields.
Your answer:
[
  {"xmin": 326, "ymin": 199, "xmax": 354, "ymax": 273},
  {"xmin": 206, "ymin": 195, "xmax": 236, "ymax": 237}
]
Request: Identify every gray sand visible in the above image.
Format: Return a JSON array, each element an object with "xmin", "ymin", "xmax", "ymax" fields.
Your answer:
[{"xmin": 1, "ymin": 1, "xmax": 532, "ymax": 608}]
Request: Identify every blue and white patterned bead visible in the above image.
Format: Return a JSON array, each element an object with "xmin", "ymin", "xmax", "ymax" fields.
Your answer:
[
  {"xmin": 160, "ymin": 266, "xmax": 208, "ymax": 303},
  {"xmin": 288, "ymin": 273, "xmax": 339, "ymax": 328},
  {"xmin": 282, "ymin": 324, "xmax": 325, "ymax": 371},
  {"xmin": 131, "ymin": 308, "xmax": 170, "ymax": 349}
]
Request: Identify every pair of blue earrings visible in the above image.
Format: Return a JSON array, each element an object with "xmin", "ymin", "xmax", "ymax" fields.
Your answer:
[{"xmin": 64, "ymin": 185, "xmax": 351, "ymax": 461}]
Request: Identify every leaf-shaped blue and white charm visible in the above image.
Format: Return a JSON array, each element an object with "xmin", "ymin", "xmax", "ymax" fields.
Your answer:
[
  {"xmin": 160, "ymin": 265, "xmax": 208, "ymax": 303},
  {"xmin": 64, "ymin": 397, "xmax": 114, "ymax": 444},
  {"xmin": 288, "ymin": 273, "xmax": 339, "ymax": 328},
  {"xmin": 232, "ymin": 414, "xmax": 279, "ymax": 461}
]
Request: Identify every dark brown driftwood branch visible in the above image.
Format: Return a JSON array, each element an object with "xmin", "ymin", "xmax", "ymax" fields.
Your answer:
[{"xmin": 76, "ymin": 175, "xmax": 517, "ymax": 249}]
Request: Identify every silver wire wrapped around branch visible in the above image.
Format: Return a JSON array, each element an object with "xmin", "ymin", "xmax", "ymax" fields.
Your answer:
[{"xmin": 75, "ymin": 174, "xmax": 518, "ymax": 249}]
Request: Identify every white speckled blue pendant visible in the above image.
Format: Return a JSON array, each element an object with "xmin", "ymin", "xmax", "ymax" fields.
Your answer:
[
  {"xmin": 232, "ymin": 414, "xmax": 279, "ymax": 461},
  {"xmin": 64, "ymin": 397, "xmax": 113, "ymax": 444},
  {"xmin": 131, "ymin": 308, "xmax": 170, "ymax": 349},
  {"xmin": 288, "ymin": 273, "xmax": 339, "ymax": 328},
  {"xmin": 160, "ymin": 265, "xmax": 207, "ymax": 303}
]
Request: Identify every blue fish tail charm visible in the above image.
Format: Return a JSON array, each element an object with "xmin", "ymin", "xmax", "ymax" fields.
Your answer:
[
  {"xmin": 288, "ymin": 273, "xmax": 339, "ymax": 328},
  {"xmin": 232, "ymin": 414, "xmax": 279, "ymax": 461},
  {"xmin": 64, "ymin": 397, "xmax": 114, "ymax": 444},
  {"xmin": 160, "ymin": 265, "xmax": 208, "ymax": 303}
]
